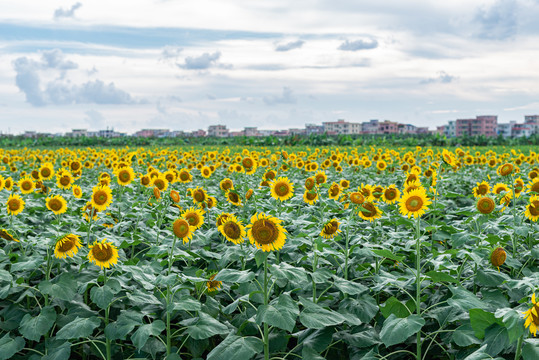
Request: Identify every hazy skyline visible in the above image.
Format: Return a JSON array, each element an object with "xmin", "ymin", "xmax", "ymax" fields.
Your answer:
[{"xmin": 1, "ymin": 0, "xmax": 538, "ymax": 134}]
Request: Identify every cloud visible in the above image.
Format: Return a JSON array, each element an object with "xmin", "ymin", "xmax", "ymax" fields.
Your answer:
[
  {"xmin": 263, "ymin": 86, "xmax": 296, "ymax": 106},
  {"xmin": 338, "ymin": 38, "xmax": 378, "ymax": 51},
  {"xmin": 474, "ymin": 0, "xmax": 518, "ymax": 40},
  {"xmin": 179, "ymin": 51, "xmax": 221, "ymax": 69},
  {"xmin": 53, "ymin": 2, "xmax": 82, "ymax": 20},
  {"xmin": 275, "ymin": 40, "xmax": 305, "ymax": 52},
  {"xmin": 160, "ymin": 46, "xmax": 183, "ymax": 62},
  {"xmin": 12, "ymin": 49, "xmax": 138, "ymax": 106},
  {"xmin": 84, "ymin": 109, "xmax": 105, "ymax": 129},
  {"xmin": 420, "ymin": 71, "xmax": 457, "ymax": 84}
]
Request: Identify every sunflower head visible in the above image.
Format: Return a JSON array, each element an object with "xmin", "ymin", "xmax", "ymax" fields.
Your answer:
[
  {"xmin": 490, "ymin": 247, "xmax": 506, "ymax": 269},
  {"xmin": 226, "ymin": 190, "xmax": 242, "ymax": 206},
  {"xmin": 117, "ymin": 167, "xmax": 135, "ymax": 186},
  {"xmin": 525, "ymin": 195, "xmax": 539, "ymax": 222},
  {"xmin": 247, "ymin": 213, "xmax": 287, "ymax": 252},
  {"xmin": 498, "ymin": 163, "xmax": 514, "ymax": 177},
  {"xmin": 181, "ymin": 207, "xmax": 205, "ymax": 229},
  {"xmin": 46, "ymin": 195, "xmax": 68, "ymax": 215},
  {"xmin": 477, "ymin": 196, "xmax": 495, "ymax": 215},
  {"xmin": 0, "ymin": 228, "xmax": 19, "ymax": 242},
  {"xmin": 170, "ymin": 190, "xmax": 180, "ymax": 203},
  {"xmin": 207, "ymin": 274, "xmax": 222, "ymax": 293},
  {"xmin": 216, "ymin": 212, "xmax": 231, "ymax": 227},
  {"xmin": 523, "ymin": 293, "xmax": 539, "ymax": 336},
  {"xmin": 54, "ymin": 234, "xmax": 82, "ymax": 259},
  {"xmin": 218, "ymin": 214, "xmax": 246, "ymax": 244},
  {"xmin": 305, "ymin": 177, "xmax": 316, "ymax": 191},
  {"xmin": 320, "ymin": 219, "xmax": 341, "ymax": 239},
  {"xmin": 220, "ymin": 178, "xmax": 234, "ymax": 191},
  {"xmin": 473, "ymin": 181, "xmax": 490, "ymax": 198},
  {"xmin": 6, "ymin": 194, "xmax": 25, "ymax": 216},
  {"xmin": 270, "ymin": 177, "xmax": 294, "ymax": 201},
  {"xmin": 91, "ymin": 185, "xmax": 113, "ymax": 212},
  {"xmin": 399, "ymin": 188, "xmax": 432, "ymax": 218},
  {"xmin": 358, "ymin": 201, "xmax": 383, "ymax": 221},
  {"xmin": 192, "ymin": 187, "xmax": 207, "ymax": 204},
  {"xmin": 245, "ymin": 189, "xmax": 254, "ymax": 200},
  {"xmin": 303, "ymin": 190, "xmax": 319, "ymax": 205},
  {"xmin": 382, "ymin": 186, "xmax": 400, "ymax": 204},
  {"xmin": 88, "ymin": 239, "xmax": 119, "ymax": 269},
  {"xmin": 172, "ymin": 218, "xmax": 194, "ymax": 243}
]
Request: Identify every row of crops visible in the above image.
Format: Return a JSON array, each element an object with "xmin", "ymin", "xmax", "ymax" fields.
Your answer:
[{"xmin": 1, "ymin": 146, "xmax": 539, "ymax": 360}]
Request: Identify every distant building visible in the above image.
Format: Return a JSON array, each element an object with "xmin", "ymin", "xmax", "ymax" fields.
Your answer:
[
  {"xmin": 289, "ymin": 128, "xmax": 306, "ymax": 135},
  {"xmin": 525, "ymin": 115, "xmax": 539, "ymax": 134},
  {"xmin": 497, "ymin": 121, "xmax": 516, "ymax": 138},
  {"xmin": 208, "ymin": 125, "xmax": 229, "ymax": 137},
  {"xmin": 189, "ymin": 129, "xmax": 206, "ymax": 137},
  {"xmin": 244, "ymin": 127, "xmax": 260, "ymax": 137},
  {"xmin": 444, "ymin": 120, "xmax": 456, "ymax": 137},
  {"xmin": 361, "ymin": 119, "xmax": 379, "ymax": 134},
  {"xmin": 134, "ymin": 129, "xmax": 169, "ymax": 138},
  {"xmin": 323, "ymin": 119, "xmax": 362, "ymax": 135},
  {"xmin": 98, "ymin": 128, "xmax": 125, "ymax": 138},
  {"xmin": 398, "ymin": 124, "xmax": 417, "ymax": 134},
  {"xmin": 512, "ymin": 124, "xmax": 533, "ymax": 138},
  {"xmin": 66, "ymin": 129, "xmax": 88, "ymax": 137},
  {"xmin": 305, "ymin": 123, "xmax": 324, "ymax": 135},
  {"xmin": 456, "ymin": 116, "xmax": 497, "ymax": 137},
  {"xmin": 378, "ymin": 120, "xmax": 399, "ymax": 134}
]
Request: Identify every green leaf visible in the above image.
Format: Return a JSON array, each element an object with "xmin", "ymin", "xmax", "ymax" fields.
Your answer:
[
  {"xmin": 90, "ymin": 285, "xmax": 115, "ymax": 310},
  {"xmin": 339, "ymin": 295, "xmax": 378, "ymax": 323},
  {"xmin": 299, "ymin": 328, "xmax": 334, "ymax": 353},
  {"xmin": 270, "ymin": 263, "xmax": 309, "ymax": 286},
  {"xmin": 19, "ymin": 306, "xmax": 56, "ymax": 341},
  {"xmin": 469, "ymin": 309, "xmax": 499, "ymax": 339},
  {"xmin": 333, "ymin": 277, "xmax": 368, "ymax": 296},
  {"xmin": 256, "ymin": 293, "xmax": 299, "ymax": 332},
  {"xmin": 380, "ymin": 297, "xmax": 412, "ymax": 319},
  {"xmin": 0, "ymin": 334, "xmax": 24, "ymax": 360},
  {"xmin": 172, "ymin": 295, "xmax": 201, "ymax": 312},
  {"xmin": 452, "ymin": 324, "xmax": 481, "ymax": 347},
  {"xmin": 214, "ymin": 269, "xmax": 255, "ymax": 283},
  {"xmin": 495, "ymin": 308, "xmax": 524, "ymax": 343},
  {"xmin": 448, "ymin": 286, "xmax": 488, "ymax": 311},
  {"xmin": 523, "ymin": 338, "xmax": 539, "ymax": 360},
  {"xmin": 126, "ymin": 292, "xmax": 162, "ymax": 306},
  {"xmin": 182, "ymin": 312, "xmax": 229, "ymax": 340},
  {"xmin": 42, "ymin": 341, "xmax": 71, "ymax": 360},
  {"xmin": 131, "ymin": 320, "xmax": 165, "ymax": 350},
  {"xmin": 206, "ymin": 333, "xmax": 263, "ymax": 360},
  {"xmin": 379, "ymin": 314, "xmax": 425, "ymax": 347},
  {"xmin": 0, "ymin": 269, "xmax": 12, "ymax": 283},
  {"xmin": 299, "ymin": 300, "xmax": 347, "ymax": 329},
  {"xmin": 484, "ymin": 324, "xmax": 509, "ymax": 356},
  {"xmin": 426, "ymin": 270, "xmax": 458, "ymax": 284},
  {"xmin": 56, "ymin": 316, "xmax": 101, "ymax": 340},
  {"xmin": 105, "ymin": 311, "xmax": 143, "ymax": 341},
  {"xmin": 38, "ymin": 273, "xmax": 76, "ymax": 301},
  {"xmin": 372, "ymin": 249, "xmax": 403, "ymax": 262},
  {"xmin": 475, "ymin": 269, "xmax": 508, "ymax": 287}
]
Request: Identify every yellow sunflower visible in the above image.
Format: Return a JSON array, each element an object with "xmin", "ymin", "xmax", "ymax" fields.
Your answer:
[
  {"xmin": 524, "ymin": 293, "xmax": 539, "ymax": 336},
  {"xmin": 6, "ymin": 194, "xmax": 25, "ymax": 216},
  {"xmin": 476, "ymin": 196, "xmax": 496, "ymax": 215},
  {"xmin": 39, "ymin": 162, "xmax": 55, "ymax": 180},
  {"xmin": 225, "ymin": 190, "xmax": 242, "ymax": 206},
  {"xmin": 172, "ymin": 218, "xmax": 195, "ymax": 244},
  {"xmin": 200, "ymin": 166, "xmax": 212, "ymax": 178},
  {"xmin": 328, "ymin": 182, "xmax": 341, "ymax": 200},
  {"xmin": 490, "ymin": 247, "xmax": 506, "ymax": 271},
  {"xmin": 497, "ymin": 163, "xmax": 514, "ymax": 177},
  {"xmin": 90, "ymin": 185, "xmax": 113, "ymax": 212},
  {"xmin": 56, "ymin": 172, "xmax": 73, "ymax": 190},
  {"xmin": 525, "ymin": 195, "xmax": 539, "ymax": 221},
  {"xmin": 54, "ymin": 234, "xmax": 82, "ymax": 259},
  {"xmin": 303, "ymin": 190, "xmax": 319, "ymax": 205},
  {"xmin": 528, "ymin": 178, "xmax": 539, "ymax": 194},
  {"xmin": 305, "ymin": 177, "xmax": 316, "ymax": 191},
  {"xmin": 192, "ymin": 186, "xmax": 208, "ymax": 204},
  {"xmin": 270, "ymin": 177, "xmax": 294, "ymax": 201},
  {"xmin": 207, "ymin": 274, "xmax": 222, "ymax": 292},
  {"xmin": 0, "ymin": 228, "xmax": 19, "ymax": 242},
  {"xmin": 88, "ymin": 239, "xmax": 119, "ymax": 269},
  {"xmin": 219, "ymin": 178, "xmax": 234, "ymax": 192},
  {"xmin": 152, "ymin": 174, "xmax": 169, "ymax": 192},
  {"xmin": 320, "ymin": 219, "xmax": 341, "ymax": 239},
  {"xmin": 358, "ymin": 201, "xmax": 383, "ymax": 221},
  {"xmin": 83, "ymin": 202, "xmax": 99, "ymax": 221},
  {"xmin": 46, "ymin": 195, "xmax": 68, "ymax": 215},
  {"xmin": 178, "ymin": 169, "xmax": 193, "ymax": 183},
  {"xmin": 71, "ymin": 185, "xmax": 82, "ymax": 198},
  {"xmin": 116, "ymin": 167, "xmax": 135, "ymax": 186},
  {"xmin": 399, "ymin": 188, "xmax": 431, "ymax": 218},
  {"xmin": 349, "ymin": 191, "xmax": 365, "ymax": 205},
  {"xmin": 472, "ymin": 181, "xmax": 490, "ymax": 198},
  {"xmin": 216, "ymin": 212, "xmax": 232, "ymax": 227},
  {"xmin": 493, "ymin": 183, "xmax": 509, "ymax": 195},
  {"xmin": 314, "ymin": 171, "xmax": 327, "ymax": 185},
  {"xmin": 170, "ymin": 190, "xmax": 180, "ymax": 203},
  {"xmin": 218, "ymin": 214, "xmax": 246, "ymax": 244},
  {"xmin": 140, "ymin": 175, "xmax": 151, "ymax": 187},
  {"xmin": 181, "ymin": 207, "xmax": 205, "ymax": 230},
  {"xmin": 19, "ymin": 177, "xmax": 35, "ymax": 195},
  {"xmin": 359, "ymin": 184, "xmax": 374, "ymax": 201},
  {"xmin": 247, "ymin": 213, "xmax": 287, "ymax": 252},
  {"xmin": 382, "ymin": 185, "xmax": 401, "ymax": 204}
]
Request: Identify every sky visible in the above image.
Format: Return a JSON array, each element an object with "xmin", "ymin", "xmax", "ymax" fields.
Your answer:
[{"xmin": 1, "ymin": 0, "xmax": 538, "ymax": 135}]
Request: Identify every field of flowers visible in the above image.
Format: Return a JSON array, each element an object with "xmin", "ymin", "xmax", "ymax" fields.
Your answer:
[{"xmin": 1, "ymin": 145, "xmax": 539, "ymax": 360}]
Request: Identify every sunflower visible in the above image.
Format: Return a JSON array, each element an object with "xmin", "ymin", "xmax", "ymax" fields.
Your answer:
[
  {"xmin": 152, "ymin": 174, "xmax": 169, "ymax": 192},
  {"xmin": 46, "ymin": 195, "xmax": 68, "ymax": 215},
  {"xmin": 498, "ymin": 163, "xmax": 514, "ymax": 177},
  {"xmin": 90, "ymin": 185, "xmax": 113, "ymax": 212},
  {"xmin": 514, "ymin": 177, "xmax": 525, "ymax": 198},
  {"xmin": 500, "ymin": 191, "xmax": 513, "ymax": 212},
  {"xmin": 218, "ymin": 214, "xmax": 246, "ymax": 244},
  {"xmin": 358, "ymin": 201, "xmax": 383, "ymax": 221},
  {"xmin": 207, "ymin": 274, "xmax": 222, "ymax": 293},
  {"xmin": 54, "ymin": 234, "xmax": 82, "ymax": 259},
  {"xmin": 320, "ymin": 219, "xmax": 341, "ymax": 239},
  {"xmin": 302, "ymin": 190, "xmax": 319, "ymax": 204},
  {"xmin": 376, "ymin": 160, "xmax": 387, "ymax": 171},
  {"xmin": 19, "ymin": 177, "xmax": 35, "ymax": 195},
  {"xmin": 359, "ymin": 184, "xmax": 374, "ymax": 201},
  {"xmin": 442, "ymin": 149, "xmax": 455, "ymax": 167},
  {"xmin": 6, "ymin": 194, "xmax": 25, "ymax": 216},
  {"xmin": 56, "ymin": 172, "xmax": 73, "ymax": 190},
  {"xmin": 399, "ymin": 188, "xmax": 431, "ymax": 218},
  {"xmin": 192, "ymin": 186, "xmax": 208, "ymax": 204},
  {"xmin": 216, "ymin": 212, "xmax": 232, "ymax": 227},
  {"xmin": 88, "ymin": 239, "xmax": 119, "ymax": 269},
  {"xmin": 314, "ymin": 171, "xmax": 327, "ymax": 185},
  {"xmin": 201, "ymin": 166, "xmax": 212, "ymax": 178},
  {"xmin": 39, "ymin": 162, "xmax": 55, "ymax": 180},
  {"xmin": 140, "ymin": 175, "xmax": 151, "ymax": 187},
  {"xmin": 206, "ymin": 196, "xmax": 217, "ymax": 209},
  {"xmin": 0, "ymin": 175, "xmax": 4, "ymax": 191},
  {"xmin": 523, "ymin": 293, "xmax": 539, "ymax": 336},
  {"xmin": 528, "ymin": 178, "xmax": 539, "ymax": 194},
  {"xmin": 226, "ymin": 190, "xmax": 242, "ymax": 206},
  {"xmin": 382, "ymin": 185, "xmax": 401, "ymax": 204},
  {"xmin": 349, "ymin": 191, "xmax": 365, "ymax": 205},
  {"xmin": 0, "ymin": 228, "xmax": 19, "ymax": 242},
  {"xmin": 116, "ymin": 167, "xmax": 135, "ymax": 186},
  {"xmin": 4, "ymin": 177, "xmax": 13, "ymax": 191},
  {"xmin": 270, "ymin": 177, "xmax": 294, "ymax": 201},
  {"xmin": 328, "ymin": 182, "xmax": 341, "ymax": 200},
  {"xmin": 472, "ymin": 181, "xmax": 490, "ymax": 198},
  {"xmin": 476, "ymin": 196, "xmax": 495, "ymax": 215},
  {"xmin": 172, "ymin": 218, "xmax": 195, "ymax": 243},
  {"xmin": 220, "ymin": 178, "xmax": 234, "ymax": 192},
  {"xmin": 525, "ymin": 195, "xmax": 539, "ymax": 221},
  {"xmin": 493, "ymin": 183, "xmax": 509, "ymax": 195},
  {"xmin": 83, "ymin": 202, "xmax": 99, "ymax": 221},
  {"xmin": 403, "ymin": 180, "xmax": 422, "ymax": 194},
  {"xmin": 490, "ymin": 247, "xmax": 506, "ymax": 271},
  {"xmin": 182, "ymin": 207, "xmax": 205, "ymax": 230},
  {"xmin": 170, "ymin": 190, "xmax": 180, "ymax": 203},
  {"xmin": 178, "ymin": 169, "xmax": 192, "ymax": 183},
  {"xmin": 247, "ymin": 213, "xmax": 287, "ymax": 252},
  {"xmin": 339, "ymin": 179, "xmax": 350, "ymax": 189},
  {"xmin": 305, "ymin": 177, "xmax": 316, "ymax": 191},
  {"xmin": 372, "ymin": 186, "xmax": 384, "ymax": 200}
]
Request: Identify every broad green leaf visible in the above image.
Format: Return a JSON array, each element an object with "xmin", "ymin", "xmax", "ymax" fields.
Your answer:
[
  {"xmin": 426, "ymin": 270, "xmax": 458, "ymax": 284},
  {"xmin": 105, "ymin": 310, "xmax": 143, "ymax": 341},
  {"xmin": 299, "ymin": 300, "xmax": 347, "ymax": 329},
  {"xmin": 469, "ymin": 309, "xmax": 500, "ymax": 339},
  {"xmin": 484, "ymin": 324, "xmax": 509, "ymax": 356},
  {"xmin": 495, "ymin": 308, "xmax": 524, "ymax": 343},
  {"xmin": 172, "ymin": 295, "xmax": 202, "ymax": 312},
  {"xmin": 333, "ymin": 276, "xmax": 368, "ymax": 296},
  {"xmin": 38, "ymin": 273, "xmax": 76, "ymax": 301},
  {"xmin": 256, "ymin": 293, "xmax": 299, "ymax": 332},
  {"xmin": 380, "ymin": 297, "xmax": 412, "ymax": 319},
  {"xmin": 270, "ymin": 263, "xmax": 309, "ymax": 285},
  {"xmin": 448, "ymin": 286, "xmax": 488, "ymax": 311},
  {"xmin": 452, "ymin": 324, "xmax": 481, "ymax": 347},
  {"xmin": 299, "ymin": 328, "xmax": 334, "ymax": 353},
  {"xmin": 372, "ymin": 249, "xmax": 403, "ymax": 262},
  {"xmin": 475, "ymin": 269, "xmax": 508, "ymax": 287},
  {"xmin": 523, "ymin": 338, "xmax": 539, "ymax": 360},
  {"xmin": 0, "ymin": 269, "xmax": 12, "ymax": 283},
  {"xmin": 19, "ymin": 306, "xmax": 56, "ymax": 341},
  {"xmin": 337, "ymin": 327, "xmax": 381, "ymax": 348},
  {"xmin": 379, "ymin": 314, "xmax": 425, "ymax": 347},
  {"xmin": 0, "ymin": 334, "xmax": 24, "ymax": 360},
  {"xmin": 206, "ymin": 333, "xmax": 263, "ymax": 360},
  {"xmin": 131, "ymin": 320, "xmax": 165, "ymax": 350},
  {"xmin": 56, "ymin": 316, "xmax": 101, "ymax": 340},
  {"xmin": 90, "ymin": 285, "xmax": 115, "ymax": 309},
  {"xmin": 214, "ymin": 269, "xmax": 255, "ymax": 283},
  {"xmin": 339, "ymin": 295, "xmax": 378, "ymax": 323},
  {"xmin": 126, "ymin": 292, "xmax": 162, "ymax": 306},
  {"xmin": 42, "ymin": 340, "xmax": 71, "ymax": 360},
  {"xmin": 182, "ymin": 312, "xmax": 229, "ymax": 340}
]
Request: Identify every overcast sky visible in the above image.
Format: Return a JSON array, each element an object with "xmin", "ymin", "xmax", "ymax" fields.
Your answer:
[{"xmin": 1, "ymin": 0, "xmax": 538, "ymax": 134}]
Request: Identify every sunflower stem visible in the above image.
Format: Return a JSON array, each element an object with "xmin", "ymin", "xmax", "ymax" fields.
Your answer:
[
  {"xmin": 514, "ymin": 333, "xmax": 524, "ymax": 360},
  {"xmin": 104, "ymin": 269, "xmax": 112, "ymax": 360},
  {"xmin": 415, "ymin": 214, "xmax": 422, "ymax": 360},
  {"xmin": 312, "ymin": 239, "xmax": 318, "ymax": 303},
  {"xmin": 264, "ymin": 255, "xmax": 270, "ymax": 360}
]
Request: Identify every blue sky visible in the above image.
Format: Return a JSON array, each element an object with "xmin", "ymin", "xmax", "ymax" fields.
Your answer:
[{"xmin": 1, "ymin": 0, "xmax": 538, "ymax": 134}]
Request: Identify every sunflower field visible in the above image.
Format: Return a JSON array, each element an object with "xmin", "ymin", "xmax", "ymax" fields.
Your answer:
[{"xmin": 1, "ymin": 146, "xmax": 539, "ymax": 360}]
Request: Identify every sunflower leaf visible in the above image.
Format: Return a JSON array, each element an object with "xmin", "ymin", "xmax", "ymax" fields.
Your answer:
[
  {"xmin": 299, "ymin": 298, "xmax": 347, "ymax": 329},
  {"xmin": 181, "ymin": 312, "xmax": 229, "ymax": 340},
  {"xmin": 19, "ymin": 306, "xmax": 56, "ymax": 341},
  {"xmin": 90, "ymin": 284, "xmax": 116, "ymax": 310},
  {"xmin": 371, "ymin": 249, "xmax": 403, "ymax": 262},
  {"xmin": 56, "ymin": 316, "xmax": 101, "ymax": 340},
  {"xmin": 214, "ymin": 269, "xmax": 255, "ymax": 283},
  {"xmin": 379, "ymin": 314, "xmax": 425, "ymax": 347},
  {"xmin": 38, "ymin": 273, "xmax": 76, "ymax": 301},
  {"xmin": 131, "ymin": 320, "xmax": 165, "ymax": 350},
  {"xmin": 206, "ymin": 333, "xmax": 263, "ymax": 360},
  {"xmin": 256, "ymin": 293, "xmax": 299, "ymax": 332},
  {"xmin": 0, "ymin": 334, "xmax": 25, "ymax": 360},
  {"xmin": 41, "ymin": 340, "xmax": 71, "ymax": 360}
]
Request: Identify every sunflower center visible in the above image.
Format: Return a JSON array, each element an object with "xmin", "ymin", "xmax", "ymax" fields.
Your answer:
[
  {"xmin": 92, "ymin": 244, "xmax": 113, "ymax": 261},
  {"xmin": 406, "ymin": 196, "xmax": 423, "ymax": 212},
  {"xmin": 186, "ymin": 214, "xmax": 199, "ymax": 226},
  {"xmin": 305, "ymin": 191, "xmax": 317, "ymax": 201},
  {"xmin": 323, "ymin": 221, "xmax": 338, "ymax": 235},
  {"xmin": 477, "ymin": 185, "xmax": 488, "ymax": 195},
  {"xmin": 530, "ymin": 202, "xmax": 539, "ymax": 216},
  {"xmin": 361, "ymin": 202, "xmax": 376, "ymax": 217},
  {"xmin": 330, "ymin": 186, "xmax": 339, "ymax": 197},
  {"xmin": 194, "ymin": 190, "xmax": 205, "ymax": 202},
  {"xmin": 8, "ymin": 200, "xmax": 20, "ymax": 211},
  {"xmin": 21, "ymin": 181, "xmax": 32, "ymax": 190},
  {"xmin": 229, "ymin": 192, "xmax": 239, "ymax": 203},
  {"xmin": 120, "ymin": 171, "xmax": 129, "ymax": 181},
  {"xmin": 385, "ymin": 189, "xmax": 397, "ymax": 200},
  {"xmin": 94, "ymin": 191, "xmax": 108, "ymax": 205},
  {"xmin": 141, "ymin": 177, "xmax": 150, "ymax": 185},
  {"xmin": 350, "ymin": 192, "xmax": 364, "ymax": 204},
  {"xmin": 252, "ymin": 220, "xmax": 278, "ymax": 245},
  {"xmin": 49, "ymin": 199, "xmax": 63, "ymax": 211},
  {"xmin": 58, "ymin": 239, "xmax": 75, "ymax": 252},
  {"xmin": 275, "ymin": 183, "xmax": 290, "ymax": 197},
  {"xmin": 224, "ymin": 222, "xmax": 241, "ymax": 239},
  {"xmin": 155, "ymin": 180, "xmax": 165, "ymax": 190},
  {"xmin": 41, "ymin": 168, "xmax": 51, "ymax": 177},
  {"xmin": 60, "ymin": 176, "xmax": 70, "ymax": 186}
]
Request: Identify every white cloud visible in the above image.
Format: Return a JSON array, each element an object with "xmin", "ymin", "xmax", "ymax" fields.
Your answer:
[{"xmin": 54, "ymin": 2, "xmax": 82, "ymax": 20}]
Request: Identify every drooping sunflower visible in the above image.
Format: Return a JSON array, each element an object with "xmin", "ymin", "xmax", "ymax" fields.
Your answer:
[
  {"xmin": 305, "ymin": 177, "xmax": 316, "ymax": 191},
  {"xmin": 83, "ymin": 202, "xmax": 99, "ymax": 221},
  {"xmin": 218, "ymin": 214, "xmax": 246, "ymax": 244},
  {"xmin": 514, "ymin": 177, "xmax": 525, "ymax": 198},
  {"xmin": 0, "ymin": 228, "xmax": 19, "ymax": 242},
  {"xmin": 497, "ymin": 163, "xmax": 514, "ymax": 177},
  {"xmin": 18, "ymin": 177, "xmax": 35, "ymax": 195},
  {"xmin": 270, "ymin": 177, "xmax": 294, "ymax": 201},
  {"xmin": 320, "ymin": 219, "xmax": 341, "ymax": 239},
  {"xmin": 490, "ymin": 247, "xmax": 506, "ymax": 271},
  {"xmin": 54, "ymin": 234, "xmax": 82, "ymax": 259},
  {"xmin": 88, "ymin": 239, "xmax": 119, "ymax": 269},
  {"xmin": 219, "ymin": 178, "xmax": 234, "ymax": 192},
  {"xmin": 523, "ymin": 293, "xmax": 539, "ymax": 336},
  {"xmin": 328, "ymin": 182, "xmax": 341, "ymax": 200},
  {"xmin": 472, "ymin": 181, "xmax": 490, "ymax": 198},
  {"xmin": 525, "ymin": 195, "xmax": 539, "ymax": 221},
  {"xmin": 476, "ymin": 196, "xmax": 496, "ymax": 215},
  {"xmin": 116, "ymin": 167, "xmax": 135, "ymax": 186},
  {"xmin": 247, "ymin": 213, "xmax": 287, "ymax": 252},
  {"xmin": 225, "ymin": 190, "xmax": 242, "ymax": 206},
  {"xmin": 216, "ymin": 212, "xmax": 232, "ymax": 227},
  {"xmin": 349, "ymin": 191, "xmax": 365, "ymax": 205},
  {"xmin": 528, "ymin": 178, "xmax": 539, "ymax": 194},
  {"xmin": 207, "ymin": 274, "xmax": 222, "ymax": 292},
  {"xmin": 493, "ymin": 183, "xmax": 509, "ymax": 195},
  {"xmin": 182, "ymin": 207, "xmax": 205, "ymax": 230},
  {"xmin": 372, "ymin": 185, "xmax": 384, "ymax": 200},
  {"xmin": 170, "ymin": 190, "xmax": 180, "ymax": 203},
  {"xmin": 6, "ymin": 194, "xmax": 25, "ymax": 216},
  {"xmin": 46, "ymin": 195, "xmax": 68, "ymax": 215},
  {"xmin": 191, "ymin": 186, "xmax": 208, "ymax": 204},
  {"xmin": 303, "ymin": 189, "xmax": 319, "ymax": 205},
  {"xmin": 90, "ymin": 185, "xmax": 113, "ymax": 212},
  {"xmin": 245, "ymin": 189, "xmax": 254, "ymax": 200},
  {"xmin": 442, "ymin": 149, "xmax": 456, "ymax": 167},
  {"xmin": 399, "ymin": 188, "xmax": 432, "ymax": 218},
  {"xmin": 382, "ymin": 185, "xmax": 401, "ymax": 204},
  {"xmin": 172, "ymin": 218, "xmax": 195, "ymax": 243},
  {"xmin": 500, "ymin": 191, "xmax": 513, "ymax": 212},
  {"xmin": 358, "ymin": 201, "xmax": 383, "ymax": 221}
]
